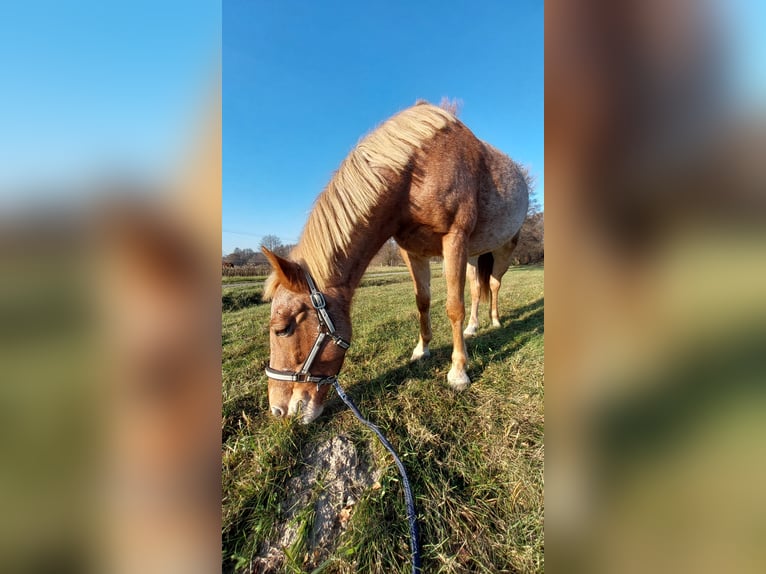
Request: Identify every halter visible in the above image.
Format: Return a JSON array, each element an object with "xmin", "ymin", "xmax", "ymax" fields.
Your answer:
[
  {"xmin": 263, "ymin": 271, "xmax": 422, "ymax": 573},
  {"xmin": 264, "ymin": 271, "xmax": 351, "ymax": 388}
]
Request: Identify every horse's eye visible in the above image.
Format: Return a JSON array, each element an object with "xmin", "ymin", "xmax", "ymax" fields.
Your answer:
[{"xmin": 274, "ymin": 323, "xmax": 295, "ymax": 337}]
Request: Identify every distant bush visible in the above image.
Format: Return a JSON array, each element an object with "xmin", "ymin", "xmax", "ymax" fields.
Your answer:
[
  {"xmin": 222, "ymin": 287, "xmax": 263, "ymax": 311},
  {"xmin": 513, "ymin": 212, "xmax": 544, "ymax": 265}
]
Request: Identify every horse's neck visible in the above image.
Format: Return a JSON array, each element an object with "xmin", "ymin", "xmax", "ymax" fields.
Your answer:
[
  {"xmin": 297, "ymin": 183, "xmax": 402, "ymax": 294},
  {"xmin": 323, "ymin": 232, "xmax": 390, "ymax": 294}
]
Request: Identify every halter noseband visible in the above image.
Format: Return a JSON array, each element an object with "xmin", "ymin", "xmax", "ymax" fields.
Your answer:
[{"xmin": 264, "ymin": 271, "xmax": 351, "ymax": 388}]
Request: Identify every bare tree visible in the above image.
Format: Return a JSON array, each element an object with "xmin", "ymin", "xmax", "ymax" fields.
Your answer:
[
  {"xmin": 260, "ymin": 234, "xmax": 282, "ymax": 253},
  {"xmin": 527, "ymin": 194, "xmax": 542, "ymax": 216},
  {"xmin": 279, "ymin": 243, "xmax": 296, "ymax": 257},
  {"xmin": 223, "ymin": 247, "xmax": 247, "ymax": 266},
  {"xmin": 513, "ymin": 212, "xmax": 544, "ymax": 265},
  {"xmin": 371, "ymin": 238, "xmax": 404, "ymax": 267}
]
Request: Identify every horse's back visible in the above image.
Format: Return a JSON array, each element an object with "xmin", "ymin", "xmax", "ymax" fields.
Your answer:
[
  {"xmin": 394, "ymin": 120, "xmax": 529, "ymax": 257},
  {"xmin": 393, "ymin": 119, "xmax": 483, "ymax": 254}
]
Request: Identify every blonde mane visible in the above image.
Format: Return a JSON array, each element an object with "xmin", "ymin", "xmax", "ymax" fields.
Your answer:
[{"xmin": 290, "ymin": 102, "xmax": 457, "ymax": 289}]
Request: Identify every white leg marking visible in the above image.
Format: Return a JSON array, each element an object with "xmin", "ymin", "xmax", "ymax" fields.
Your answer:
[
  {"xmin": 447, "ymin": 366, "xmax": 471, "ymax": 390},
  {"xmin": 410, "ymin": 340, "xmax": 430, "ymax": 361}
]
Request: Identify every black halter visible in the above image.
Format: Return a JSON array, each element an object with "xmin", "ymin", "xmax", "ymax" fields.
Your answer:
[{"xmin": 264, "ymin": 271, "xmax": 351, "ymax": 388}]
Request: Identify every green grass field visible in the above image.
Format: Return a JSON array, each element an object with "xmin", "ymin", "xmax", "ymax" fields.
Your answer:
[
  {"xmin": 222, "ymin": 275, "xmax": 268, "ymax": 284},
  {"xmin": 222, "ymin": 266, "xmax": 544, "ymax": 573}
]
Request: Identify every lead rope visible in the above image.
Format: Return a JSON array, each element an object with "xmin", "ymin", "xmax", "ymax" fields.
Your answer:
[{"xmin": 331, "ymin": 378, "xmax": 422, "ymax": 574}]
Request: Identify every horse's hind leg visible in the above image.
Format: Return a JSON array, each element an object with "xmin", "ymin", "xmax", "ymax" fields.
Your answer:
[
  {"xmin": 489, "ymin": 232, "xmax": 520, "ymax": 327},
  {"xmin": 464, "ymin": 257, "xmax": 481, "ymax": 337},
  {"xmin": 442, "ymin": 232, "xmax": 471, "ymax": 390},
  {"xmin": 400, "ymin": 249, "xmax": 432, "ymax": 361}
]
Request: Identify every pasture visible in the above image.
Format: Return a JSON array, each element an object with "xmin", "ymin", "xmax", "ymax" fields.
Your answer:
[{"xmin": 222, "ymin": 265, "xmax": 544, "ymax": 573}]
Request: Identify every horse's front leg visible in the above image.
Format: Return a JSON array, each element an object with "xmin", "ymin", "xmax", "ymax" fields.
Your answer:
[
  {"xmin": 442, "ymin": 232, "xmax": 470, "ymax": 390},
  {"xmin": 400, "ymin": 249, "xmax": 432, "ymax": 361},
  {"xmin": 464, "ymin": 257, "xmax": 481, "ymax": 337}
]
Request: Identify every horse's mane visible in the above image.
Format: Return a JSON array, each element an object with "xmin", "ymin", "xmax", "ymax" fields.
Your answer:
[{"xmin": 282, "ymin": 102, "xmax": 457, "ymax": 291}]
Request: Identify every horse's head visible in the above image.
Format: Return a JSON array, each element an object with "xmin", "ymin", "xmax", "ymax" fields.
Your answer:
[{"xmin": 262, "ymin": 248, "xmax": 351, "ymax": 423}]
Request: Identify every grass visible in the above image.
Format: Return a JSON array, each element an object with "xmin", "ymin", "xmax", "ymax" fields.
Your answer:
[
  {"xmin": 221, "ymin": 264, "xmax": 427, "ymax": 285},
  {"xmin": 362, "ymin": 264, "xmax": 408, "ymax": 275},
  {"xmin": 222, "ymin": 275, "xmax": 268, "ymax": 284},
  {"xmin": 222, "ymin": 265, "xmax": 544, "ymax": 573}
]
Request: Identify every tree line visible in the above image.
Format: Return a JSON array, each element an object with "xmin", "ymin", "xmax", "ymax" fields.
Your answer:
[
  {"xmin": 221, "ymin": 235, "xmax": 294, "ymax": 276},
  {"xmin": 223, "ymin": 207, "xmax": 542, "ymax": 275}
]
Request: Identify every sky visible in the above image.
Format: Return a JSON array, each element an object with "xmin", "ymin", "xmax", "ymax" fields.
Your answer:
[
  {"xmin": 0, "ymin": 1, "xmax": 220, "ymax": 197},
  {"xmin": 2, "ymin": 0, "xmax": 761, "ymax": 255},
  {"xmin": 223, "ymin": 0, "xmax": 544, "ymax": 254},
  {"xmin": 729, "ymin": 0, "xmax": 766, "ymax": 107}
]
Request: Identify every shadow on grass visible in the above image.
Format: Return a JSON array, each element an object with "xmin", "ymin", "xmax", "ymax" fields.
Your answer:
[
  {"xmin": 320, "ymin": 296, "xmax": 544, "ymax": 419},
  {"xmin": 222, "ymin": 297, "xmax": 544, "ymax": 573},
  {"xmin": 311, "ymin": 296, "xmax": 544, "ymax": 571},
  {"xmin": 224, "ymin": 297, "xmax": 543, "ymax": 432}
]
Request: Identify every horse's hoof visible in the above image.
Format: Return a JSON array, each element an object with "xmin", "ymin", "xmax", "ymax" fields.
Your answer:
[
  {"xmin": 491, "ymin": 319, "xmax": 501, "ymax": 328},
  {"xmin": 463, "ymin": 324, "xmax": 478, "ymax": 337},
  {"xmin": 410, "ymin": 347, "xmax": 430, "ymax": 361},
  {"xmin": 447, "ymin": 367, "xmax": 471, "ymax": 390}
]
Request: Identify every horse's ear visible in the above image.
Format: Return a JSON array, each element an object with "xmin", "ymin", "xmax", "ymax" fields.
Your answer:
[{"xmin": 262, "ymin": 247, "xmax": 306, "ymax": 293}]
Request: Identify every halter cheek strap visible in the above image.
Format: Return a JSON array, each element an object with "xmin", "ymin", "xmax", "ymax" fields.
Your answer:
[
  {"xmin": 303, "ymin": 273, "xmax": 351, "ymax": 352},
  {"xmin": 264, "ymin": 271, "xmax": 350, "ymax": 388}
]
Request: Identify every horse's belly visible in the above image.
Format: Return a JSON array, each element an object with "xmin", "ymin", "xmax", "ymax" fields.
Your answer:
[
  {"xmin": 467, "ymin": 211, "xmax": 525, "ymax": 255},
  {"xmin": 395, "ymin": 210, "xmax": 524, "ymax": 257},
  {"xmin": 394, "ymin": 227, "xmax": 444, "ymax": 257},
  {"xmin": 468, "ymin": 152, "xmax": 529, "ymax": 254},
  {"xmin": 467, "ymin": 225, "xmax": 518, "ymax": 255}
]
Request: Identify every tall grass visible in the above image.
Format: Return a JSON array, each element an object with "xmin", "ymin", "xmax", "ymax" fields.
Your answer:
[{"xmin": 222, "ymin": 266, "xmax": 544, "ymax": 573}]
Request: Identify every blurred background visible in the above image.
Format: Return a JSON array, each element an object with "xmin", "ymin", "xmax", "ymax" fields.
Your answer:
[
  {"xmin": 546, "ymin": 0, "xmax": 766, "ymax": 572},
  {"xmin": 0, "ymin": 1, "xmax": 221, "ymax": 573},
  {"xmin": 1, "ymin": 0, "xmax": 765, "ymax": 572}
]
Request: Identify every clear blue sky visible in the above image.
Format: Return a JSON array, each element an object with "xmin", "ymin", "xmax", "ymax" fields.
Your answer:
[
  {"xmin": 2, "ymin": 1, "xmax": 763, "ymax": 254},
  {"xmin": 0, "ymin": 1, "xmax": 220, "ymax": 196},
  {"xmin": 223, "ymin": 0, "xmax": 544, "ymax": 254}
]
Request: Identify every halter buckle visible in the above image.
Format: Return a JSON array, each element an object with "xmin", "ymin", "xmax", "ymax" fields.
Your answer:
[{"xmin": 310, "ymin": 290, "xmax": 326, "ymax": 309}]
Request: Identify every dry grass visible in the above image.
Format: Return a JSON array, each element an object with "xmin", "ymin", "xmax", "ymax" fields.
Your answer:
[{"xmin": 222, "ymin": 266, "xmax": 544, "ymax": 573}]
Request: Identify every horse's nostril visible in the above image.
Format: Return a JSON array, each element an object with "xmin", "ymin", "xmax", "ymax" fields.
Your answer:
[{"xmin": 271, "ymin": 406, "xmax": 284, "ymax": 417}]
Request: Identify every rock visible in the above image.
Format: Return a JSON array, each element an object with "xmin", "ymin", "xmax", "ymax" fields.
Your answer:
[{"xmin": 250, "ymin": 434, "xmax": 380, "ymax": 573}]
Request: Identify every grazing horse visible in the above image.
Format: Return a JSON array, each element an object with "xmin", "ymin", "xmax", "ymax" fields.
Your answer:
[{"xmin": 263, "ymin": 102, "xmax": 529, "ymax": 422}]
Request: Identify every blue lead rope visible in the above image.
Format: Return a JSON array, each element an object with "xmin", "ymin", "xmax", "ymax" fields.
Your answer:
[{"xmin": 331, "ymin": 378, "xmax": 422, "ymax": 574}]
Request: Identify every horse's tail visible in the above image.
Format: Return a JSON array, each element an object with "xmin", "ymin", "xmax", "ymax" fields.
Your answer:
[{"xmin": 477, "ymin": 252, "xmax": 494, "ymax": 303}]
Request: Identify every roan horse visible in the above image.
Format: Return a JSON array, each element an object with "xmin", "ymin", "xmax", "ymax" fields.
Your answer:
[{"xmin": 263, "ymin": 101, "xmax": 529, "ymax": 423}]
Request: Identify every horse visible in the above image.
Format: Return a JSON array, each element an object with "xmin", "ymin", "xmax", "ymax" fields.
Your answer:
[
  {"xmin": 262, "ymin": 101, "xmax": 529, "ymax": 423},
  {"xmin": 462, "ymin": 232, "xmax": 521, "ymax": 337}
]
